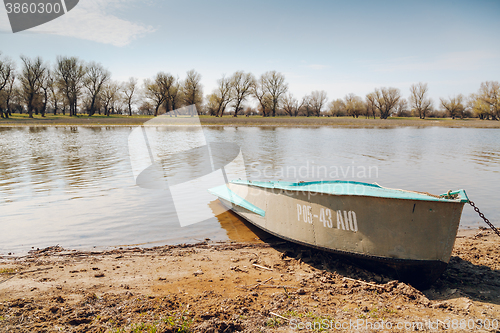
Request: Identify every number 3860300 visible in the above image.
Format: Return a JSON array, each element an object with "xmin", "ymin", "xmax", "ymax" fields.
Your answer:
[{"xmin": 5, "ymin": 2, "xmax": 62, "ymax": 14}]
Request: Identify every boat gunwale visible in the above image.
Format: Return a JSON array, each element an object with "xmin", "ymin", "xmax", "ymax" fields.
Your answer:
[{"xmin": 229, "ymin": 179, "xmax": 469, "ymax": 203}]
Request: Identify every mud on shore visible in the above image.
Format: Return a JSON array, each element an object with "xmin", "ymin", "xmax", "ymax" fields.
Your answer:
[{"xmin": 0, "ymin": 229, "xmax": 499, "ymax": 332}]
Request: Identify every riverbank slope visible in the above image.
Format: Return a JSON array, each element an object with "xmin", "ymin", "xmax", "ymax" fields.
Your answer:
[{"xmin": 0, "ymin": 229, "xmax": 499, "ymax": 332}]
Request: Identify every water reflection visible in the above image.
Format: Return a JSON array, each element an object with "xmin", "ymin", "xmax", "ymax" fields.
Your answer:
[
  {"xmin": 208, "ymin": 200, "xmax": 270, "ymax": 243},
  {"xmin": 470, "ymin": 150, "xmax": 500, "ymax": 168}
]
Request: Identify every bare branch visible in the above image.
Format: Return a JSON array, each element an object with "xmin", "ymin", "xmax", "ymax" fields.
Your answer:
[{"xmin": 409, "ymin": 82, "xmax": 432, "ymax": 119}]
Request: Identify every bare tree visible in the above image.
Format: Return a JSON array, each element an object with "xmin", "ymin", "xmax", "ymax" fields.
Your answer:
[
  {"xmin": 477, "ymin": 81, "xmax": 500, "ymax": 120},
  {"xmin": 205, "ymin": 93, "xmax": 219, "ymax": 116},
  {"xmin": 252, "ymin": 77, "xmax": 271, "ymax": 117},
  {"xmin": 469, "ymin": 93, "xmax": 490, "ymax": 119},
  {"xmin": 372, "ymin": 87, "xmax": 401, "ymax": 119},
  {"xmin": 464, "ymin": 94, "xmax": 475, "ymax": 118},
  {"xmin": 138, "ymin": 101, "xmax": 153, "ymax": 115},
  {"xmin": 0, "ymin": 55, "xmax": 15, "ymax": 118},
  {"xmin": 0, "ymin": 72, "xmax": 16, "ymax": 118},
  {"xmin": 301, "ymin": 94, "xmax": 313, "ymax": 116},
  {"xmin": 169, "ymin": 79, "xmax": 183, "ymax": 113},
  {"xmin": 183, "ymin": 69, "xmax": 203, "ymax": 113},
  {"xmin": 365, "ymin": 93, "xmax": 377, "ymax": 119},
  {"xmin": 20, "ymin": 56, "xmax": 47, "ymax": 118},
  {"xmin": 0, "ymin": 54, "xmax": 14, "ymax": 93},
  {"xmin": 409, "ymin": 83, "xmax": 432, "ymax": 119},
  {"xmin": 84, "ymin": 62, "xmax": 109, "ymax": 116},
  {"xmin": 309, "ymin": 90, "xmax": 328, "ymax": 116},
  {"xmin": 344, "ymin": 93, "xmax": 364, "ymax": 118},
  {"xmin": 55, "ymin": 56, "xmax": 86, "ymax": 116},
  {"xmin": 230, "ymin": 71, "xmax": 255, "ymax": 117},
  {"xmin": 143, "ymin": 72, "xmax": 181, "ymax": 116},
  {"xmin": 144, "ymin": 74, "xmax": 166, "ymax": 116},
  {"xmin": 59, "ymin": 89, "xmax": 69, "ymax": 115},
  {"xmin": 48, "ymin": 76, "xmax": 68, "ymax": 116},
  {"xmin": 47, "ymin": 73, "xmax": 61, "ymax": 115},
  {"xmin": 261, "ymin": 71, "xmax": 288, "ymax": 117},
  {"xmin": 440, "ymin": 95, "xmax": 465, "ymax": 119},
  {"xmin": 394, "ymin": 98, "xmax": 409, "ymax": 117},
  {"xmin": 122, "ymin": 77, "xmax": 138, "ymax": 116},
  {"xmin": 211, "ymin": 74, "xmax": 233, "ymax": 117},
  {"xmin": 39, "ymin": 69, "xmax": 53, "ymax": 117},
  {"xmin": 282, "ymin": 93, "xmax": 300, "ymax": 117},
  {"xmin": 101, "ymin": 81, "xmax": 120, "ymax": 116},
  {"xmin": 344, "ymin": 93, "xmax": 355, "ymax": 117},
  {"xmin": 328, "ymin": 99, "xmax": 346, "ymax": 117},
  {"xmin": 155, "ymin": 73, "xmax": 175, "ymax": 112}
]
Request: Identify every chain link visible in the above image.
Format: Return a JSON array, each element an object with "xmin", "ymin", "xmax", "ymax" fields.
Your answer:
[{"xmin": 469, "ymin": 200, "xmax": 500, "ymax": 238}]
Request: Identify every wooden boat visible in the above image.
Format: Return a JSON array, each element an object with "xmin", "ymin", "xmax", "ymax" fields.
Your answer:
[{"xmin": 209, "ymin": 180, "xmax": 468, "ymax": 288}]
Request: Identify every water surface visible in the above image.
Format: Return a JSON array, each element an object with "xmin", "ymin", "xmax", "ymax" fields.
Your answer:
[{"xmin": 0, "ymin": 126, "xmax": 498, "ymax": 254}]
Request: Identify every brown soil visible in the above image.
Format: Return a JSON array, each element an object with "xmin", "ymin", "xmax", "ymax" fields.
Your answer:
[{"xmin": 0, "ymin": 229, "xmax": 499, "ymax": 332}]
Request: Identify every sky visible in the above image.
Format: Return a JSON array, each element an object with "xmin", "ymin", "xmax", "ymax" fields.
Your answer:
[{"xmin": 0, "ymin": 0, "xmax": 499, "ymax": 106}]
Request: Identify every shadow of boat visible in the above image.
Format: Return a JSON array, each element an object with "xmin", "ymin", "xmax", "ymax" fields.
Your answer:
[
  {"xmin": 424, "ymin": 255, "xmax": 500, "ymax": 306},
  {"xmin": 213, "ymin": 202, "xmax": 500, "ymax": 300},
  {"xmin": 209, "ymin": 200, "xmax": 279, "ymax": 243}
]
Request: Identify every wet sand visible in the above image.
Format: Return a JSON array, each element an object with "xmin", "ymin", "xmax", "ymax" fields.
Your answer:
[{"xmin": 0, "ymin": 226, "xmax": 499, "ymax": 332}]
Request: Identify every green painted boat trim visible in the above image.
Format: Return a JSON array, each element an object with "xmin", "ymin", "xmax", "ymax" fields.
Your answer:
[
  {"xmin": 229, "ymin": 179, "xmax": 469, "ymax": 203},
  {"xmin": 208, "ymin": 185, "xmax": 266, "ymax": 217}
]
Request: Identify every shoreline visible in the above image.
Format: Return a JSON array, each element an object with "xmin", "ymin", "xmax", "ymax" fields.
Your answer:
[
  {"xmin": 1, "ymin": 229, "xmax": 499, "ymax": 332},
  {"xmin": 0, "ymin": 226, "xmax": 486, "ymax": 259},
  {"xmin": 1, "ymin": 115, "xmax": 500, "ymax": 128}
]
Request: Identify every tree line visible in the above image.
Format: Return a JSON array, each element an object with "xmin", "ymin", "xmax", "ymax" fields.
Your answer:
[{"xmin": 0, "ymin": 53, "xmax": 499, "ymax": 120}]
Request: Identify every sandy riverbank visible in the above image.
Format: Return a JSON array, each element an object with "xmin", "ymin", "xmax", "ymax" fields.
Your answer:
[{"xmin": 0, "ymin": 229, "xmax": 499, "ymax": 332}]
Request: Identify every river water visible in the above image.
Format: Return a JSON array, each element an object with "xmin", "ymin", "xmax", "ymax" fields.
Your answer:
[{"xmin": 0, "ymin": 126, "xmax": 498, "ymax": 255}]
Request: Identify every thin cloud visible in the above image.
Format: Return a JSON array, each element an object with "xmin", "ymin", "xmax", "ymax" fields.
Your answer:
[
  {"xmin": 0, "ymin": 7, "xmax": 11, "ymax": 31},
  {"xmin": 306, "ymin": 64, "xmax": 330, "ymax": 70},
  {"xmin": 372, "ymin": 51, "xmax": 498, "ymax": 72},
  {"xmin": 0, "ymin": 0, "xmax": 155, "ymax": 46}
]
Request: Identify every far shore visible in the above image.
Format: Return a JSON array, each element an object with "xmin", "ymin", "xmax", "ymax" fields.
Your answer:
[{"xmin": 1, "ymin": 114, "xmax": 500, "ymax": 128}]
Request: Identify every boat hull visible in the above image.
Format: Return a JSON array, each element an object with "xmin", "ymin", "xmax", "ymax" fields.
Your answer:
[{"xmin": 217, "ymin": 182, "xmax": 465, "ymax": 288}]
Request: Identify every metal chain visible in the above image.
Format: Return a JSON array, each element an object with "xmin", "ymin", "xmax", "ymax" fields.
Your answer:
[{"xmin": 469, "ymin": 201, "xmax": 500, "ymax": 238}]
